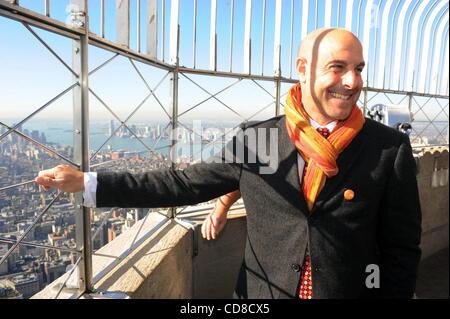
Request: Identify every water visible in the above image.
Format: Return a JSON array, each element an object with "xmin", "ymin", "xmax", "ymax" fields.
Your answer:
[{"xmin": 10, "ymin": 120, "xmax": 228, "ymax": 161}]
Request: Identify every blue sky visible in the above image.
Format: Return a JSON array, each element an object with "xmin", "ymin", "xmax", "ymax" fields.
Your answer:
[{"xmin": 0, "ymin": 0, "xmax": 448, "ymax": 122}]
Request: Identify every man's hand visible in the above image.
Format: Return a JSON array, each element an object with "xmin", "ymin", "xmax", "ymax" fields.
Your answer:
[{"xmin": 34, "ymin": 164, "xmax": 84, "ymax": 193}]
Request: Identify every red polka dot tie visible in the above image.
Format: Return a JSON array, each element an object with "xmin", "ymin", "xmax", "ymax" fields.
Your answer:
[{"xmin": 298, "ymin": 126, "xmax": 330, "ymax": 300}]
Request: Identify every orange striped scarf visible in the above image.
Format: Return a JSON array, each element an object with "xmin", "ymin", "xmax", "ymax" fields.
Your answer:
[{"xmin": 285, "ymin": 83, "xmax": 365, "ymax": 210}]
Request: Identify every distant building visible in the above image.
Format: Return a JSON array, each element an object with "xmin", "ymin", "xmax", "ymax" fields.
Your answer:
[
  {"xmin": 11, "ymin": 273, "xmax": 40, "ymax": 298},
  {"xmin": 0, "ymin": 279, "xmax": 23, "ymax": 299},
  {"xmin": 44, "ymin": 261, "xmax": 67, "ymax": 284}
]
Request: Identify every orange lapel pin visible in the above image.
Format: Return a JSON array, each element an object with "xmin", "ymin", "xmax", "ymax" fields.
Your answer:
[{"xmin": 344, "ymin": 189, "xmax": 355, "ymax": 201}]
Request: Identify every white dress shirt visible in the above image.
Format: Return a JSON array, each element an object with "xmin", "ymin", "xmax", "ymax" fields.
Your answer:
[{"xmin": 83, "ymin": 119, "xmax": 337, "ymax": 207}]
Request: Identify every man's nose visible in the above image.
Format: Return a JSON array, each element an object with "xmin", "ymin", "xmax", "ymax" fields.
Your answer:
[{"xmin": 342, "ymin": 70, "xmax": 360, "ymax": 89}]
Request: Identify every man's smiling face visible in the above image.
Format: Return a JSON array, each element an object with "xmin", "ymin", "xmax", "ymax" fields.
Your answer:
[{"xmin": 297, "ymin": 29, "xmax": 365, "ymax": 124}]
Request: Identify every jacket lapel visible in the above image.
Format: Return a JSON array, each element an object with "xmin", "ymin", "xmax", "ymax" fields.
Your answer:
[{"xmin": 275, "ymin": 117, "xmax": 309, "ymax": 215}]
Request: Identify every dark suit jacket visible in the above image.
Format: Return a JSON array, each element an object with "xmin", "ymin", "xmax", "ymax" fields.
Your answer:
[{"xmin": 96, "ymin": 116, "xmax": 422, "ymax": 299}]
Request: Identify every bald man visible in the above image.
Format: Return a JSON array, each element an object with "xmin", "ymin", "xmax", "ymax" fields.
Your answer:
[{"xmin": 36, "ymin": 29, "xmax": 421, "ymax": 299}]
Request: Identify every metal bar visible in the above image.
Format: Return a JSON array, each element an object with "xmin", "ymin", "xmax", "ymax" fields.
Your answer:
[
  {"xmin": 23, "ymin": 23, "xmax": 79, "ymax": 77},
  {"xmin": 289, "ymin": 0, "xmax": 294, "ymax": 79},
  {"xmin": 89, "ymin": 124, "xmax": 124, "ymax": 161},
  {"xmin": 273, "ymin": 0, "xmax": 282, "ymax": 77},
  {"xmin": 387, "ymin": 0, "xmax": 408, "ymax": 89},
  {"xmin": 0, "ymin": 121, "xmax": 79, "ymax": 168},
  {"xmin": 251, "ymin": 79, "xmax": 276, "ymax": 99},
  {"xmin": 315, "ymin": 0, "xmax": 318, "ymax": 29},
  {"xmin": 137, "ymin": 0, "xmax": 141, "ymax": 52},
  {"xmin": 337, "ymin": 0, "xmax": 341, "ymax": 28},
  {"xmin": 391, "ymin": 0, "xmax": 413, "ymax": 89},
  {"xmin": 0, "ymin": 83, "xmax": 78, "ymax": 142},
  {"xmin": 146, "ymin": 0, "xmax": 158, "ymax": 59},
  {"xmin": 370, "ymin": 0, "xmax": 383, "ymax": 87},
  {"xmin": 128, "ymin": 59, "xmax": 172, "ymax": 119},
  {"xmin": 324, "ymin": 0, "xmax": 332, "ymax": 28},
  {"xmin": 178, "ymin": 78, "xmax": 242, "ymax": 118},
  {"xmin": 415, "ymin": 0, "xmax": 441, "ymax": 93},
  {"xmin": 301, "ymin": 0, "xmax": 309, "ymax": 43},
  {"xmin": 400, "ymin": 0, "xmax": 421, "ymax": 90},
  {"xmin": 356, "ymin": 0, "xmax": 364, "ymax": 37},
  {"xmin": 0, "ymin": 180, "xmax": 35, "ymax": 192},
  {"xmin": 429, "ymin": 15, "xmax": 448, "ymax": 93},
  {"xmin": 169, "ymin": 68, "xmax": 179, "ymax": 218},
  {"xmin": 404, "ymin": 0, "xmax": 431, "ymax": 92},
  {"xmin": 210, "ymin": 0, "xmax": 217, "ymax": 71},
  {"xmin": 44, "ymin": 0, "xmax": 50, "ymax": 17},
  {"xmin": 100, "ymin": 0, "xmax": 105, "ymax": 37},
  {"xmin": 229, "ymin": 0, "xmax": 234, "ymax": 72},
  {"xmin": 116, "ymin": 0, "xmax": 130, "ymax": 47},
  {"xmin": 71, "ymin": 0, "xmax": 92, "ymax": 294},
  {"xmin": 439, "ymin": 27, "xmax": 449, "ymax": 95},
  {"xmin": 89, "ymin": 33, "xmax": 172, "ymax": 71},
  {"xmin": 362, "ymin": 0, "xmax": 374, "ymax": 87},
  {"xmin": 243, "ymin": 0, "xmax": 252, "ymax": 74},
  {"xmin": 169, "ymin": 0, "xmax": 179, "ymax": 65},
  {"xmin": 376, "ymin": 0, "xmax": 395, "ymax": 88},
  {"xmin": 88, "ymin": 53, "xmax": 119, "ymax": 76},
  {"xmin": 275, "ymin": 79, "xmax": 281, "ymax": 116},
  {"xmin": 261, "ymin": 0, "xmax": 266, "ymax": 75},
  {"xmin": 193, "ymin": 0, "xmax": 197, "ymax": 67},
  {"xmin": 419, "ymin": 0, "xmax": 448, "ymax": 93},
  {"xmin": 162, "ymin": 0, "xmax": 165, "ymax": 61},
  {"xmin": 54, "ymin": 255, "xmax": 83, "ymax": 299},
  {"xmin": 0, "ymin": 237, "xmax": 80, "ymax": 254},
  {"xmin": 180, "ymin": 73, "xmax": 245, "ymax": 120},
  {"xmin": 0, "ymin": 191, "xmax": 62, "ymax": 267},
  {"xmin": 0, "ymin": 3, "xmax": 83, "ymax": 39},
  {"xmin": 345, "ymin": 0, "xmax": 353, "ymax": 30}
]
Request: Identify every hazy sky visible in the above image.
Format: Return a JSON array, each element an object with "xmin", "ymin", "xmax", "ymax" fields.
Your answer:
[{"xmin": 0, "ymin": 0, "xmax": 448, "ymax": 122}]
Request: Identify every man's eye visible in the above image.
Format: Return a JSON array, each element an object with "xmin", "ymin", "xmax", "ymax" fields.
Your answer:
[
  {"xmin": 330, "ymin": 65, "xmax": 344, "ymax": 72},
  {"xmin": 356, "ymin": 67, "xmax": 364, "ymax": 73}
]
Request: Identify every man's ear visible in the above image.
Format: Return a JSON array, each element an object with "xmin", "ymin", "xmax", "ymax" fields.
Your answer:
[{"xmin": 296, "ymin": 57, "xmax": 307, "ymax": 84}]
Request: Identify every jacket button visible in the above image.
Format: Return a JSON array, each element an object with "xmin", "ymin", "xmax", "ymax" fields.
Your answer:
[
  {"xmin": 291, "ymin": 263, "xmax": 301, "ymax": 272},
  {"xmin": 314, "ymin": 266, "xmax": 321, "ymax": 272}
]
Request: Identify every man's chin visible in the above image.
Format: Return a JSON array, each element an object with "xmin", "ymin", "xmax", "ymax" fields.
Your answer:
[{"xmin": 328, "ymin": 109, "xmax": 353, "ymax": 121}]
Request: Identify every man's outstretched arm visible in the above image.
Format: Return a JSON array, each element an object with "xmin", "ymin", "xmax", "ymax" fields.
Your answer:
[{"xmin": 35, "ymin": 161, "xmax": 241, "ymax": 208}]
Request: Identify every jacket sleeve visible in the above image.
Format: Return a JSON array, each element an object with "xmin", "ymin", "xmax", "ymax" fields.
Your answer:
[
  {"xmin": 377, "ymin": 134, "xmax": 422, "ymax": 298},
  {"xmin": 95, "ymin": 125, "xmax": 245, "ymax": 208}
]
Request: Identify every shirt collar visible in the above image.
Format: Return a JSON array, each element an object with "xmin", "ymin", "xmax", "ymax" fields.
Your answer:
[{"xmin": 309, "ymin": 118, "xmax": 338, "ymax": 132}]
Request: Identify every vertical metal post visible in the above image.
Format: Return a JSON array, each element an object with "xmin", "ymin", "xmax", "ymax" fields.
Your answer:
[
  {"xmin": 45, "ymin": 0, "xmax": 50, "ymax": 17},
  {"xmin": 288, "ymin": 0, "xmax": 294, "ymax": 79},
  {"xmin": 229, "ymin": 0, "xmax": 234, "ymax": 72},
  {"xmin": 407, "ymin": 92, "xmax": 413, "ymax": 120},
  {"xmin": 100, "ymin": 0, "xmax": 105, "ymax": 38},
  {"xmin": 193, "ymin": 0, "xmax": 197, "ymax": 68},
  {"xmin": 261, "ymin": 0, "xmax": 266, "ymax": 75},
  {"xmin": 243, "ymin": 0, "xmax": 252, "ymax": 74},
  {"xmin": 363, "ymin": 87, "xmax": 368, "ymax": 115},
  {"xmin": 137, "ymin": 0, "xmax": 141, "ymax": 52},
  {"xmin": 275, "ymin": 79, "xmax": 281, "ymax": 116},
  {"xmin": 210, "ymin": 0, "xmax": 217, "ymax": 71},
  {"xmin": 273, "ymin": 0, "xmax": 282, "ymax": 77},
  {"xmin": 146, "ymin": 0, "xmax": 158, "ymax": 59},
  {"xmin": 71, "ymin": 0, "xmax": 93, "ymax": 294},
  {"xmin": 116, "ymin": 0, "xmax": 130, "ymax": 47},
  {"xmin": 169, "ymin": 23, "xmax": 180, "ymax": 219}
]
